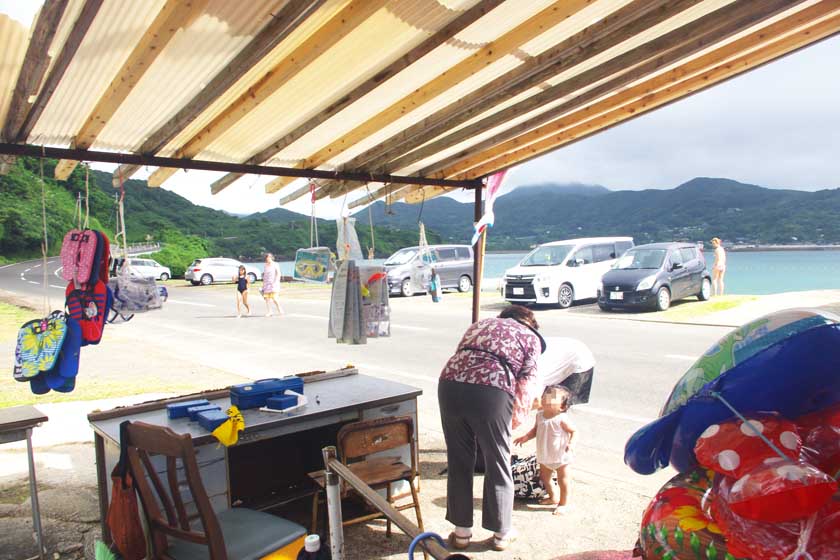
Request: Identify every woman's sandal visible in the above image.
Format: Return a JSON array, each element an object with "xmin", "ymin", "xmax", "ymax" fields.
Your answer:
[
  {"xmin": 492, "ymin": 530, "xmax": 518, "ymax": 551},
  {"xmin": 448, "ymin": 532, "xmax": 471, "ymax": 550},
  {"xmin": 538, "ymin": 497, "xmax": 559, "ymax": 506}
]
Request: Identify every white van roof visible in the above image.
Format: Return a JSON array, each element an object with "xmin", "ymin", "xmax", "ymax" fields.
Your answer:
[{"xmin": 540, "ymin": 236, "xmax": 633, "ymax": 247}]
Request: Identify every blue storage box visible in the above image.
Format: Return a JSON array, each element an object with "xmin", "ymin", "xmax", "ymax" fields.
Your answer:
[
  {"xmin": 266, "ymin": 394, "xmax": 298, "ymax": 410},
  {"xmin": 197, "ymin": 409, "xmax": 229, "ymax": 432},
  {"xmin": 187, "ymin": 404, "xmax": 221, "ymax": 421},
  {"xmin": 230, "ymin": 377, "xmax": 304, "ymax": 410},
  {"xmin": 167, "ymin": 399, "xmax": 210, "ymax": 419}
]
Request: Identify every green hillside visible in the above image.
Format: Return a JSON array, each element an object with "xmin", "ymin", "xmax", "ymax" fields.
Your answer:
[
  {"xmin": 354, "ymin": 178, "xmax": 840, "ymax": 249},
  {"xmin": 0, "ymin": 158, "xmax": 431, "ymax": 273}
]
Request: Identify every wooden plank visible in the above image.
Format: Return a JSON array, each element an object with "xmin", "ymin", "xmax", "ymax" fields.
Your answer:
[
  {"xmin": 263, "ymin": 0, "xmax": 599, "ymax": 195},
  {"xmin": 2, "ymin": 0, "xmax": 68, "ymax": 142},
  {"xmin": 16, "ymin": 0, "xmax": 104, "ymax": 142},
  {"xmin": 227, "ymin": 0, "xmax": 505, "ymax": 195},
  {"xmin": 333, "ymin": 0, "xmax": 700, "ymax": 179},
  {"xmin": 53, "ymin": 0, "xmax": 208, "ymax": 180},
  {"xmin": 458, "ymin": 13, "xmax": 840, "ymax": 180},
  {"xmin": 277, "ymin": 181, "xmax": 317, "ymax": 205},
  {"xmin": 112, "ymin": 163, "xmax": 141, "ymax": 187},
  {"xmin": 347, "ymin": 184, "xmax": 410, "ymax": 209},
  {"xmin": 150, "ymin": 0, "xmax": 389, "ymax": 188},
  {"xmin": 415, "ymin": 0, "xmax": 835, "ymax": 178},
  {"xmin": 0, "ymin": 143, "xmax": 482, "ymax": 189}
]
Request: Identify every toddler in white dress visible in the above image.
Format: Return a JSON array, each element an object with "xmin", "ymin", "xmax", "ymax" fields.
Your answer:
[{"xmin": 514, "ymin": 385, "xmax": 576, "ymax": 514}]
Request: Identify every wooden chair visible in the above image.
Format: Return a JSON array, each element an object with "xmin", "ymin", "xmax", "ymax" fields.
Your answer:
[
  {"xmin": 125, "ymin": 422, "xmax": 305, "ymax": 560},
  {"xmin": 309, "ymin": 415, "xmax": 423, "ymax": 538}
]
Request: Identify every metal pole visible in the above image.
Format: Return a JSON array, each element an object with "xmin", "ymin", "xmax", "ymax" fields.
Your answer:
[
  {"xmin": 471, "ymin": 184, "xmax": 485, "ymax": 323},
  {"xmin": 322, "ymin": 446, "xmax": 345, "ymax": 560},
  {"xmin": 26, "ymin": 429, "xmax": 46, "ymax": 560},
  {"xmin": 322, "ymin": 449, "xmax": 464, "ymax": 559}
]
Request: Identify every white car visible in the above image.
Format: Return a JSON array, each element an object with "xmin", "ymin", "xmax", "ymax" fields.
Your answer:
[
  {"xmin": 184, "ymin": 258, "xmax": 262, "ymax": 286},
  {"xmin": 503, "ymin": 237, "xmax": 634, "ymax": 308},
  {"xmin": 125, "ymin": 258, "xmax": 171, "ymax": 281}
]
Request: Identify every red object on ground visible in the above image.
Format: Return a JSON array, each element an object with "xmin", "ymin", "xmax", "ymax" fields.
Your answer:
[
  {"xmin": 551, "ymin": 552, "xmax": 634, "ymax": 560},
  {"xmin": 694, "ymin": 413, "xmax": 801, "ymax": 478}
]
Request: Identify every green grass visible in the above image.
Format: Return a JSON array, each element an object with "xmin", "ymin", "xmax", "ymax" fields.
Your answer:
[
  {"xmin": 0, "ymin": 301, "xmax": 36, "ymax": 343},
  {"xmin": 656, "ymin": 295, "xmax": 758, "ymax": 322}
]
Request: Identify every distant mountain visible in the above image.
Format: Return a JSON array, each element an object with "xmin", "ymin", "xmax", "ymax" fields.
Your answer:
[
  {"xmin": 356, "ymin": 177, "xmax": 840, "ymax": 249},
  {"xmin": 246, "ymin": 207, "xmax": 310, "ymax": 223},
  {"xmin": 508, "ymin": 182, "xmax": 610, "ymax": 197}
]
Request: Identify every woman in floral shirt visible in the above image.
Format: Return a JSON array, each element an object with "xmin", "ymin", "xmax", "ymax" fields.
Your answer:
[{"xmin": 438, "ymin": 305, "xmax": 545, "ymax": 551}]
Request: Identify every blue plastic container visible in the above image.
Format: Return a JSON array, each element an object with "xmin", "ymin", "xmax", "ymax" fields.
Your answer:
[
  {"xmin": 167, "ymin": 399, "xmax": 210, "ymax": 419},
  {"xmin": 197, "ymin": 409, "xmax": 229, "ymax": 432},
  {"xmin": 266, "ymin": 394, "xmax": 298, "ymax": 410},
  {"xmin": 187, "ymin": 404, "xmax": 221, "ymax": 421},
  {"xmin": 230, "ymin": 377, "xmax": 305, "ymax": 410}
]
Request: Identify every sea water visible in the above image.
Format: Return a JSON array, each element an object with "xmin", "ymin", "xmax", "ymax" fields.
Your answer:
[{"xmin": 270, "ymin": 249, "xmax": 838, "ymax": 295}]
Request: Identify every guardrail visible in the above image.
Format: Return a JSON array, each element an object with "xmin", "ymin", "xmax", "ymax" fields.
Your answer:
[
  {"xmin": 321, "ymin": 446, "xmax": 469, "ymax": 560},
  {"xmin": 110, "ymin": 242, "xmax": 161, "ymax": 257}
]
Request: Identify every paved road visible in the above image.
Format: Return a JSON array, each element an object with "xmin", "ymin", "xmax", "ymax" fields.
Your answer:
[{"xmin": 1, "ymin": 258, "xmax": 731, "ymax": 495}]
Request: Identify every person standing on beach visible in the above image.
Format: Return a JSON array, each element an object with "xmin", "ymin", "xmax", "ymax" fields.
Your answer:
[
  {"xmin": 261, "ymin": 253, "xmax": 284, "ymax": 316},
  {"xmin": 711, "ymin": 237, "xmax": 726, "ymax": 296},
  {"xmin": 438, "ymin": 305, "xmax": 545, "ymax": 552}
]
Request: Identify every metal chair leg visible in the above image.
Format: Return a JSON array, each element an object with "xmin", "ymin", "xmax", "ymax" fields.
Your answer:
[
  {"xmin": 311, "ymin": 490, "xmax": 320, "ymax": 534},
  {"xmin": 385, "ymin": 484, "xmax": 392, "ymax": 538},
  {"xmin": 409, "ymin": 478, "xmax": 427, "ymax": 560}
]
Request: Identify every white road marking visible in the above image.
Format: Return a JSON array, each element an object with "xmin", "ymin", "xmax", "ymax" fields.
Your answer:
[
  {"xmin": 31, "ymin": 263, "xmax": 41, "ymax": 269},
  {"xmin": 24, "ymin": 268, "xmax": 31, "ymax": 273},
  {"xmin": 54, "ymin": 267, "xmax": 63, "ymax": 278},
  {"xmin": 166, "ymin": 299, "xmax": 216, "ymax": 308},
  {"xmin": 28, "ymin": 281, "xmax": 39, "ymax": 285},
  {"xmin": 665, "ymin": 354, "xmax": 697, "ymax": 361},
  {"xmin": 50, "ymin": 285, "xmax": 65, "ymax": 290},
  {"xmin": 574, "ymin": 405, "xmax": 654, "ymax": 425},
  {"xmin": 0, "ymin": 263, "xmax": 16, "ymax": 269}
]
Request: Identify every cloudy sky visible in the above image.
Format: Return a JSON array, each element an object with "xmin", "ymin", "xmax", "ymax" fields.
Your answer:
[{"xmin": 4, "ymin": 2, "xmax": 838, "ymax": 216}]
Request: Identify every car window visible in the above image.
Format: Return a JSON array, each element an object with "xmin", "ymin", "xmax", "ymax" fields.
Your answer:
[
  {"xmin": 616, "ymin": 241, "xmax": 633, "ymax": 255},
  {"xmin": 592, "ymin": 244, "xmax": 614, "ymax": 263},
  {"xmin": 679, "ymin": 248, "xmax": 696, "ymax": 262},
  {"xmin": 569, "ymin": 246, "xmax": 594, "ymax": 266},
  {"xmin": 669, "ymin": 249, "xmax": 684, "ymax": 267},
  {"xmin": 521, "ymin": 244, "xmax": 573, "ymax": 267},
  {"xmin": 142, "ymin": 260, "xmax": 154, "ymax": 266},
  {"xmin": 385, "ymin": 249, "xmax": 417, "ymax": 265},
  {"xmin": 150, "ymin": 260, "xmax": 161, "ymax": 267},
  {"xmin": 436, "ymin": 248, "xmax": 457, "ymax": 261},
  {"xmin": 422, "ymin": 250, "xmax": 438, "ymax": 264},
  {"xmin": 456, "ymin": 247, "xmax": 471, "ymax": 259}
]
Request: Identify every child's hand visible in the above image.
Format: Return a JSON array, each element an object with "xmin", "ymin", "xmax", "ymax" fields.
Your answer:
[{"xmin": 513, "ymin": 435, "xmax": 528, "ymax": 447}]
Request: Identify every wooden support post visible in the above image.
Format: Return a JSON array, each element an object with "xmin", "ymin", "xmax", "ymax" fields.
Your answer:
[{"xmin": 471, "ymin": 184, "xmax": 484, "ymax": 324}]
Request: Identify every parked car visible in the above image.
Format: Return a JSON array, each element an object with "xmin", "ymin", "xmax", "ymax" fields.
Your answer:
[
  {"xmin": 503, "ymin": 237, "xmax": 634, "ymax": 308},
  {"xmin": 385, "ymin": 245, "xmax": 473, "ymax": 296},
  {"xmin": 185, "ymin": 258, "xmax": 262, "ymax": 286},
  {"xmin": 598, "ymin": 242, "xmax": 711, "ymax": 312},
  {"xmin": 109, "ymin": 257, "xmax": 171, "ymax": 281}
]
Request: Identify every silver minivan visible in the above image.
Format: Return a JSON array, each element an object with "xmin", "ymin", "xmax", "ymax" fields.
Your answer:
[{"xmin": 385, "ymin": 245, "xmax": 474, "ymax": 296}]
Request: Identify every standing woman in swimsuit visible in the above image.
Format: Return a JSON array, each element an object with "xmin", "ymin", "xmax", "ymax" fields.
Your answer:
[
  {"xmin": 711, "ymin": 237, "xmax": 726, "ymax": 296},
  {"xmin": 233, "ymin": 265, "xmax": 251, "ymax": 317}
]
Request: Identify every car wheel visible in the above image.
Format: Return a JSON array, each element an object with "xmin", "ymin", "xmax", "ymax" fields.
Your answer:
[
  {"xmin": 401, "ymin": 278, "xmax": 414, "ymax": 297},
  {"xmin": 159, "ymin": 272, "xmax": 170, "ymax": 281},
  {"xmin": 698, "ymin": 278, "xmax": 711, "ymax": 301},
  {"xmin": 200, "ymin": 273, "xmax": 213, "ymax": 286},
  {"xmin": 457, "ymin": 275, "xmax": 472, "ymax": 293},
  {"xmin": 656, "ymin": 287, "xmax": 671, "ymax": 311},
  {"xmin": 557, "ymin": 284, "xmax": 574, "ymax": 309},
  {"xmin": 247, "ymin": 272, "xmax": 257, "ymax": 284},
  {"xmin": 190, "ymin": 281, "xmax": 200, "ymax": 286}
]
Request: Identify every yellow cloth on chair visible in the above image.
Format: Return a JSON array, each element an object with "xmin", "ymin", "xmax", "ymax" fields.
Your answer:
[
  {"xmin": 260, "ymin": 535, "xmax": 306, "ymax": 559},
  {"xmin": 212, "ymin": 406, "xmax": 244, "ymax": 447}
]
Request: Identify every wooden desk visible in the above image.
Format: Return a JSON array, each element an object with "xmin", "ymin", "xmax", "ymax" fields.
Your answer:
[
  {"xmin": 88, "ymin": 372, "xmax": 421, "ymax": 542},
  {"xmin": 0, "ymin": 405, "xmax": 49, "ymax": 560}
]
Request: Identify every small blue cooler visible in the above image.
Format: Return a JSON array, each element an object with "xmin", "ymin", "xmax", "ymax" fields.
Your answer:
[
  {"xmin": 197, "ymin": 409, "xmax": 229, "ymax": 432},
  {"xmin": 187, "ymin": 404, "xmax": 221, "ymax": 421},
  {"xmin": 230, "ymin": 377, "xmax": 304, "ymax": 409},
  {"xmin": 266, "ymin": 394, "xmax": 298, "ymax": 410},
  {"xmin": 167, "ymin": 399, "xmax": 210, "ymax": 419}
]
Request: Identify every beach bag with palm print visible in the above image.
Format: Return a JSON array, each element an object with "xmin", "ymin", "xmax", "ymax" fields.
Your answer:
[{"xmin": 13, "ymin": 311, "xmax": 68, "ymax": 381}]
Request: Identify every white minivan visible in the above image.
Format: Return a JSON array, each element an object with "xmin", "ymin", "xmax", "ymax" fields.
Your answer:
[{"xmin": 503, "ymin": 237, "xmax": 634, "ymax": 308}]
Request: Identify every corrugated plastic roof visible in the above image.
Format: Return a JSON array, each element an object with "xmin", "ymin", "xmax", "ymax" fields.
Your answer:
[{"xmin": 1, "ymin": 0, "xmax": 836, "ymax": 207}]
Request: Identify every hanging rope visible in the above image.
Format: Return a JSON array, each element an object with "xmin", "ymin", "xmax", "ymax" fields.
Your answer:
[
  {"xmin": 417, "ymin": 188, "xmax": 426, "ymax": 224},
  {"xmin": 83, "ymin": 164, "xmax": 90, "ymax": 229},
  {"xmin": 309, "ymin": 181, "xmax": 319, "ymax": 248},
  {"xmin": 116, "ymin": 169, "xmax": 129, "ymax": 265},
  {"xmin": 365, "ymin": 184, "xmax": 375, "ymax": 259},
  {"xmin": 39, "ymin": 152, "xmax": 51, "ymax": 314},
  {"xmin": 74, "ymin": 193, "xmax": 82, "ymax": 229}
]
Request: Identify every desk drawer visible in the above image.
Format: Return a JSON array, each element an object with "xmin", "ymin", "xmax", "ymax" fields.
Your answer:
[{"xmin": 362, "ymin": 399, "xmax": 416, "ymax": 421}]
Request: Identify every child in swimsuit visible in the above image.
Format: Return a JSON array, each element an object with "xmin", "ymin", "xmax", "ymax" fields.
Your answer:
[{"xmin": 233, "ymin": 265, "xmax": 250, "ymax": 318}]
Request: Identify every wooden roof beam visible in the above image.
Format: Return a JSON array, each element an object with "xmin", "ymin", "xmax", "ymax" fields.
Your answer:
[
  {"xmin": 145, "ymin": 0, "xmax": 388, "ymax": 188},
  {"xmin": 408, "ymin": 0, "xmax": 828, "ymax": 179},
  {"xmin": 109, "ymin": 0, "xmax": 325, "ymax": 185},
  {"xmin": 347, "ymin": 184, "xmax": 411, "ymax": 209},
  {"xmin": 345, "ymin": 0, "xmax": 799, "ymax": 181},
  {"xmin": 207, "ymin": 0, "xmax": 505, "ymax": 196},
  {"xmin": 15, "ymin": 0, "xmax": 103, "ymax": 143},
  {"xmin": 458, "ymin": 12, "xmax": 840, "ymax": 181},
  {"xmin": 2, "ymin": 0, "xmax": 68, "ymax": 142},
  {"xmin": 322, "ymin": 0, "xmax": 704, "ymax": 199},
  {"xmin": 54, "ymin": 0, "xmax": 208, "ymax": 181},
  {"xmin": 262, "ymin": 0, "xmax": 601, "ymax": 196}
]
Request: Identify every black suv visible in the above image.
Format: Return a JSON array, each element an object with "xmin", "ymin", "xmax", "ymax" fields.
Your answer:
[{"xmin": 598, "ymin": 242, "xmax": 711, "ymax": 311}]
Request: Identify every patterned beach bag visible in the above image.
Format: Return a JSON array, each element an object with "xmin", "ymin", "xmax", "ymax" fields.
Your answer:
[
  {"xmin": 110, "ymin": 267, "xmax": 162, "ymax": 314},
  {"xmin": 66, "ymin": 280, "xmax": 109, "ymax": 345},
  {"xmin": 512, "ymin": 454, "xmax": 548, "ymax": 500}
]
